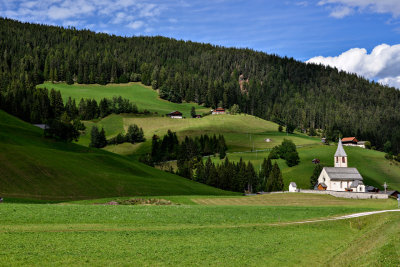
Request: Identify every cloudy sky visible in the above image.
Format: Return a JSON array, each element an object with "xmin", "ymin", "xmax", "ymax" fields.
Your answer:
[{"xmin": 1, "ymin": 0, "xmax": 400, "ymax": 88}]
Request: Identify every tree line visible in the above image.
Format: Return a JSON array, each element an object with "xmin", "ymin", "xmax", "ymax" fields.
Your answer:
[
  {"xmin": 140, "ymin": 130, "xmax": 284, "ymax": 193},
  {"xmin": 144, "ymin": 130, "xmax": 228, "ymax": 164},
  {"xmin": 90, "ymin": 124, "xmax": 145, "ymax": 148},
  {"xmin": 1, "ymin": 18, "xmax": 400, "ymax": 154},
  {"xmin": 0, "ymin": 80, "xmax": 140, "ymax": 141},
  {"xmin": 179, "ymin": 156, "xmax": 284, "ymax": 193}
]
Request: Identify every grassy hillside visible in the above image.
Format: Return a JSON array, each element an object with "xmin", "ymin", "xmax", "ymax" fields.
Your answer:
[
  {"xmin": 77, "ymin": 113, "xmax": 321, "ymax": 155},
  {"xmin": 37, "ymin": 82, "xmax": 209, "ymax": 117},
  {"xmin": 208, "ymin": 144, "xmax": 400, "ymax": 191},
  {"xmin": 34, "ymin": 82, "xmax": 400, "ymax": 192},
  {"xmin": 0, "ymin": 110, "xmax": 234, "ymax": 200},
  {"xmin": 0, "ymin": 195, "xmax": 398, "ymax": 266}
]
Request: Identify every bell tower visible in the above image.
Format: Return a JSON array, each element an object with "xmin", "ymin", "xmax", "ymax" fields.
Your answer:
[{"xmin": 334, "ymin": 139, "xmax": 347, "ymax": 167}]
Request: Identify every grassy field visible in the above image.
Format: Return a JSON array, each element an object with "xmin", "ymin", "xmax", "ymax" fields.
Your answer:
[
  {"xmin": 69, "ymin": 112, "xmax": 400, "ymax": 191},
  {"xmin": 191, "ymin": 193, "xmax": 397, "ymax": 209},
  {"xmin": 0, "ymin": 194, "xmax": 398, "ymax": 266},
  {"xmin": 31, "ymin": 82, "xmax": 400, "ymax": 193},
  {"xmin": 0, "ymin": 110, "xmax": 234, "ymax": 200},
  {"xmin": 76, "ymin": 113, "xmax": 321, "ymax": 154},
  {"xmin": 207, "ymin": 144, "xmax": 400, "ymax": 191},
  {"xmin": 37, "ymin": 82, "xmax": 209, "ymax": 117}
]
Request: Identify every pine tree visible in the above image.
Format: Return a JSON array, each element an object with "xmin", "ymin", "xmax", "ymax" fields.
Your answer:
[
  {"xmin": 266, "ymin": 162, "xmax": 284, "ymax": 192},
  {"xmin": 98, "ymin": 128, "xmax": 107, "ymax": 148},
  {"xmin": 260, "ymin": 158, "xmax": 272, "ymax": 191},
  {"xmin": 89, "ymin": 126, "xmax": 99, "ymax": 148},
  {"xmin": 191, "ymin": 106, "xmax": 196, "ymax": 118},
  {"xmin": 246, "ymin": 161, "xmax": 257, "ymax": 193},
  {"xmin": 310, "ymin": 164, "xmax": 324, "ymax": 189}
]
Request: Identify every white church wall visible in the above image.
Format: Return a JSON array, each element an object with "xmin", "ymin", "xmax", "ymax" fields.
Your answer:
[{"xmin": 317, "ymin": 169, "xmax": 329, "ymax": 186}]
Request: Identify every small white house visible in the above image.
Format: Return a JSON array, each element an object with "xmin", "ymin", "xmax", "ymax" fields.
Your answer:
[
  {"xmin": 212, "ymin": 107, "xmax": 226, "ymax": 115},
  {"xmin": 167, "ymin": 111, "xmax": 183, "ymax": 119},
  {"xmin": 289, "ymin": 182, "xmax": 298, "ymax": 192}
]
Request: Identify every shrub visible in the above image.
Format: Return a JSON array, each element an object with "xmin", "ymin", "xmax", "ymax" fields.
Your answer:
[
  {"xmin": 364, "ymin": 141, "xmax": 371, "ymax": 149},
  {"xmin": 285, "ymin": 151, "xmax": 300, "ymax": 167}
]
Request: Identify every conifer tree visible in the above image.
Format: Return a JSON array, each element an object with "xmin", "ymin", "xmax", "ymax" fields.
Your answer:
[
  {"xmin": 191, "ymin": 106, "xmax": 196, "ymax": 118},
  {"xmin": 310, "ymin": 164, "xmax": 324, "ymax": 189},
  {"xmin": 89, "ymin": 126, "xmax": 99, "ymax": 148},
  {"xmin": 260, "ymin": 158, "xmax": 272, "ymax": 191},
  {"xmin": 266, "ymin": 162, "xmax": 284, "ymax": 192}
]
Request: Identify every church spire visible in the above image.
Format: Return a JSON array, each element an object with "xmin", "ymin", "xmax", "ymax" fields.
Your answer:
[
  {"xmin": 335, "ymin": 139, "xmax": 347, "ymax": 157},
  {"xmin": 334, "ymin": 139, "xmax": 347, "ymax": 167}
]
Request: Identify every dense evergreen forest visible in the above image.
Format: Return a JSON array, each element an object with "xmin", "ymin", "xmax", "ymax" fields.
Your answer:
[{"xmin": 1, "ymin": 18, "xmax": 400, "ymax": 153}]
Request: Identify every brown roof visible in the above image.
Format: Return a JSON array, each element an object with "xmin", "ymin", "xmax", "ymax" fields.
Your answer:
[
  {"xmin": 168, "ymin": 111, "xmax": 182, "ymax": 116},
  {"xmin": 342, "ymin": 137, "xmax": 358, "ymax": 143},
  {"xmin": 214, "ymin": 107, "xmax": 225, "ymax": 111}
]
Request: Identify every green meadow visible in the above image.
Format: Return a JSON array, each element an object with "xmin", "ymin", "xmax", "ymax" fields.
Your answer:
[
  {"xmin": 37, "ymin": 82, "xmax": 209, "ymax": 117},
  {"xmin": 0, "ymin": 194, "xmax": 398, "ymax": 266},
  {"xmin": 33, "ymin": 82, "xmax": 400, "ymax": 192},
  {"xmin": 0, "ymin": 110, "xmax": 233, "ymax": 200},
  {"xmin": 208, "ymin": 144, "xmax": 400, "ymax": 191},
  {"xmin": 77, "ymin": 113, "xmax": 321, "ymax": 155}
]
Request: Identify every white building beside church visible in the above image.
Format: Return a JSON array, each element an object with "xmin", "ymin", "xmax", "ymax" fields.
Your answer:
[
  {"xmin": 317, "ymin": 139, "xmax": 366, "ymax": 192},
  {"xmin": 289, "ymin": 182, "xmax": 298, "ymax": 192}
]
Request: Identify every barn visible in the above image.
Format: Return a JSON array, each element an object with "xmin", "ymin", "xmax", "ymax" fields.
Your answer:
[
  {"xmin": 167, "ymin": 111, "xmax": 183, "ymax": 119},
  {"xmin": 212, "ymin": 107, "xmax": 226, "ymax": 115}
]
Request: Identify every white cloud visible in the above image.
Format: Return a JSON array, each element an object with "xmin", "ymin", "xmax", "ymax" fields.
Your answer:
[
  {"xmin": 127, "ymin": 20, "xmax": 144, "ymax": 29},
  {"xmin": 0, "ymin": 0, "xmax": 164, "ymax": 33},
  {"xmin": 329, "ymin": 5, "xmax": 353, "ymax": 18},
  {"xmin": 318, "ymin": 0, "xmax": 400, "ymax": 18},
  {"xmin": 307, "ymin": 43, "xmax": 400, "ymax": 89},
  {"xmin": 378, "ymin": 76, "xmax": 400, "ymax": 88},
  {"xmin": 295, "ymin": 1, "xmax": 309, "ymax": 7}
]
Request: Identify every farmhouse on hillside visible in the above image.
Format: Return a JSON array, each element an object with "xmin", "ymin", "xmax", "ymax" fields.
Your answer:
[
  {"xmin": 341, "ymin": 137, "xmax": 358, "ymax": 146},
  {"xmin": 212, "ymin": 107, "xmax": 225, "ymax": 115},
  {"xmin": 317, "ymin": 139, "xmax": 366, "ymax": 192},
  {"xmin": 167, "ymin": 111, "xmax": 183, "ymax": 119},
  {"xmin": 341, "ymin": 137, "xmax": 367, "ymax": 148}
]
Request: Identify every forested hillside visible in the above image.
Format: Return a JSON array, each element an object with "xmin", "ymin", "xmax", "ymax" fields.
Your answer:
[{"xmin": 1, "ymin": 18, "xmax": 400, "ymax": 153}]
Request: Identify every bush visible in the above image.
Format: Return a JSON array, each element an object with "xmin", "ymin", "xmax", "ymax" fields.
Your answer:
[
  {"xmin": 268, "ymin": 147, "xmax": 280, "ymax": 159},
  {"xmin": 230, "ymin": 104, "xmax": 240, "ymax": 115},
  {"xmin": 278, "ymin": 125, "xmax": 283, "ymax": 132},
  {"xmin": 364, "ymin": 141, "xmax": 371, "ymax": 149},
  {"xmin": 285, "ymin": 151, "xmax": 300, "ymax": 167},
  {"xmin": 286, "ymin": 124, "xmax": 295, "ymax": 134},
  {"xmin": 384, "ymin": 153, "xmax": 393, "ymax": 160},
  {"xmin": 268, "ymin": 139, "xmax": 300, "ymax": 167}
]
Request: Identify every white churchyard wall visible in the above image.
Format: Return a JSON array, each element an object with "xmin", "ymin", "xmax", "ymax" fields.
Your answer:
[{"xmin": 298, "ymin": 189, "xmax": 388, "ymax": 199}]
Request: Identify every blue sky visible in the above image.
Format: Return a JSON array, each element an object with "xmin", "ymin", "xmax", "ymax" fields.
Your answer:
[{"xmin": 2, "ymin": 0, "xmax": 400, "ymax": 87}]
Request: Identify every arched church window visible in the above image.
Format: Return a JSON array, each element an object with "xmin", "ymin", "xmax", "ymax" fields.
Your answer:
[
  {"xmin": 342, "ymin": 157, "xmax": 346, "ymax": 163},
  {"xmin": 336, "ymin": 157, "xmax": 338, "ymax": 163}
]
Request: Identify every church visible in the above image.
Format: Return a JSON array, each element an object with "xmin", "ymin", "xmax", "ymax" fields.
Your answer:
[{"xmin": 317, "ymin": 139, "xmax": 366, "ymax": 192}]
